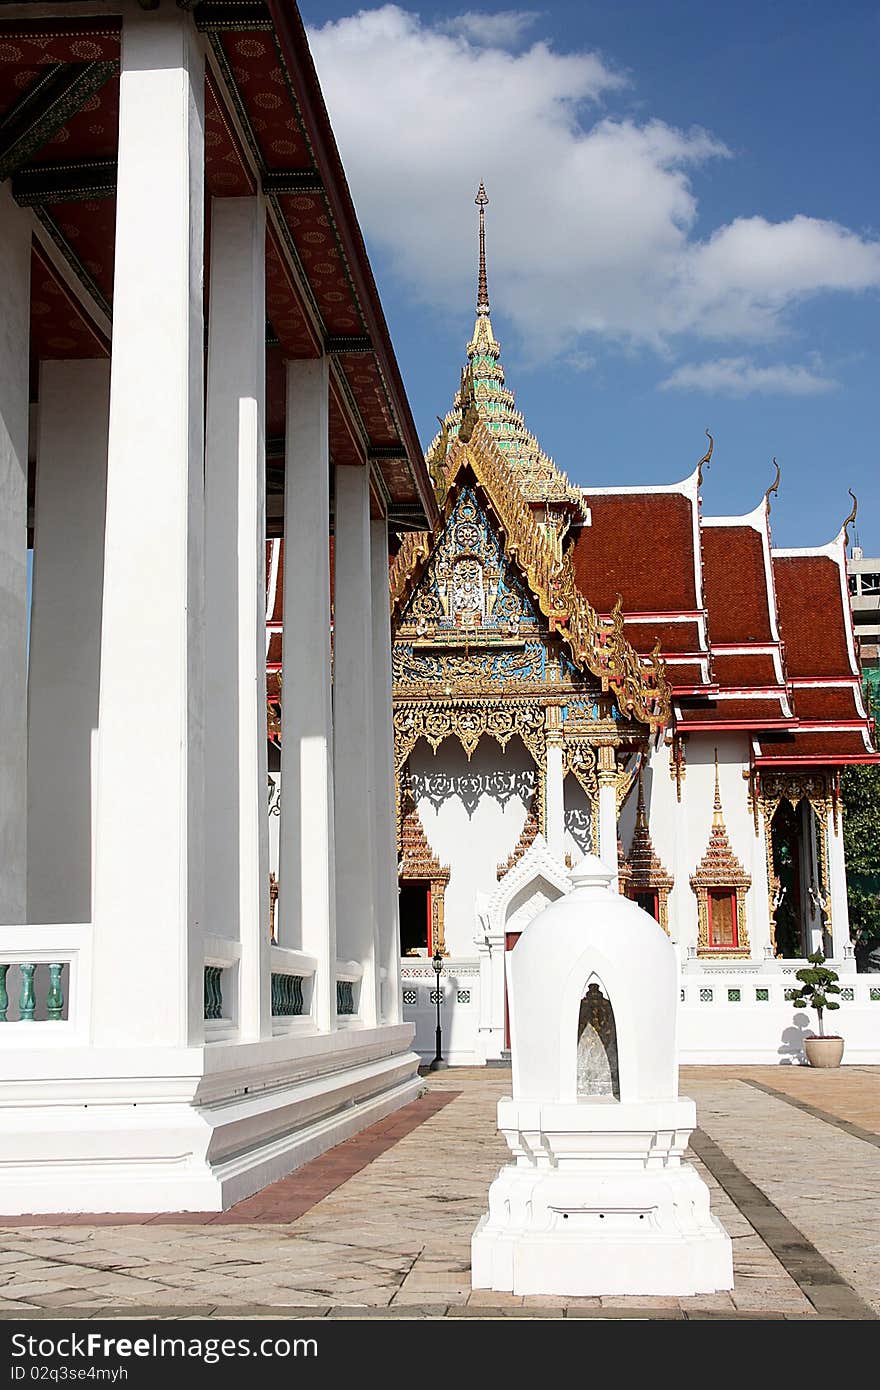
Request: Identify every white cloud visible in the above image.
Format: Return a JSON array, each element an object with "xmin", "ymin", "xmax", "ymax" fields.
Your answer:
[
  {"xmin": 659, "ymin": 357, "xmax": 838, "ymax": 397},
  {"xmin": 439, "ymin": 10, "xmax": 542, "ymax": 46},
  {"xmin": 307, "ymin": 6, "xmax": 880, "ymax": 363}
]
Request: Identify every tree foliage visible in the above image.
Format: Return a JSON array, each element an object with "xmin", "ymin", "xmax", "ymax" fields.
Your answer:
[
  {"xmin": 786, "ymin": 951, "xmax": 842, "ymax": 1036},
  {"xmin": 841, "ymin": 678, "xmax": 880, "ymax": 965}
]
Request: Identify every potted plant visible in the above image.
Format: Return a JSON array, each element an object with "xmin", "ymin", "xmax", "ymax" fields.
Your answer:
[{"xmin": 786, "ymin": 951, "xmax": 844, "ymax": 1067}]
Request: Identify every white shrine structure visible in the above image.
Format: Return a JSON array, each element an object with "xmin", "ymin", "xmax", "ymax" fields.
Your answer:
[
  {"xmin": 0, "ymin": 0, "xmax": 436, "ymax": 1213},
  {"xmin": 472, "ymin": 854, "xmax": 733, "ymax": 1296}
]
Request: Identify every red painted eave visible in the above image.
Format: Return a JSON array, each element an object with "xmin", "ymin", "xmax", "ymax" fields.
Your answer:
[{"xmin": 266, "ymin": 0, "xmax": 437, "ymax": 530}]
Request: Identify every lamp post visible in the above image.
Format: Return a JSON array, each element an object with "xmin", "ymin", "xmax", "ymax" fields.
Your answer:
[{"xmin": 429, "ymin": 949, "xmax": 448, "ymax": 1071}]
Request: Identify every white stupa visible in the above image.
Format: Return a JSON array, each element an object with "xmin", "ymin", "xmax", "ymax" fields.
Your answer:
[{"xmin": 471, "ymin": 853, "xmax": 733, "ymax": 1296}]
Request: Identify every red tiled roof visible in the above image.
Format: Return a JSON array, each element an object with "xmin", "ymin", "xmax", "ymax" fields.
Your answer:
[
  {"xmin": 572, "ymin": 493, "xmax": 699, "ymax": 614},
  {"xmin": 789, "ymin": 686, "xmax": 863, "ymax": 721},
  {"xmin": 678, "ymin": 697, "xmax": 789, "ymax": 726},
  {"xmin": 773, "ymin": 554, "xmax": 854, "ymax": 677},
  {"xmin": 711, "ymin": 651, "xmax": 780, "ymax": 687},
  {"xmin": 702, "ymin": 525, "xmax": 773, "ymax": 643},
  {"xmin": 623, "ymin": 619, "xmax": 703, "ymax": 655},
  {"xmin": 754, "ymin": 731, "xmax": 876, "ymax": 761}
]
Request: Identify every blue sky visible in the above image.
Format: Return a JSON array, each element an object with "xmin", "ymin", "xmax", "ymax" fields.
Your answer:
[{"xmin": 302, "ymin": 1, "xmax": 879, "ymax": 551}]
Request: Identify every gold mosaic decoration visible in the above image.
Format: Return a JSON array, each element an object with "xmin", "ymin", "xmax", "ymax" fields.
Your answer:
[{"xmin": 391, "ymin": 424, "xmax": 671, "ymax": 730}]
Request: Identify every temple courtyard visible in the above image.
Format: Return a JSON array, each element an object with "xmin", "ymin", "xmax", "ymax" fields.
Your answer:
[{"xmin": 0, "ymin": 1067, "xmax": 877, "ymax": 1321}]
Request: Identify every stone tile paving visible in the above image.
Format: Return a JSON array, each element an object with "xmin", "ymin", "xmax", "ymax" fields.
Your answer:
[
  {"xmin": 0, "ymin": 1067, "xmax": 876, "ymax": 1319},
  {"xmin": 685, "ymin": 1070, "xmax": 880, "ymax": 1319}
]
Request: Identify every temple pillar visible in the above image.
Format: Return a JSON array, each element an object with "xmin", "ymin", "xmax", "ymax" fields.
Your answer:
[
  {"xmin": 371, "ymin": 516, "xmax": 401, "ymax": 1024},
  {"xmin": 826, "ymin": 807, "xmax": 853, "ymax": 969},
  {"xmin": 333, "ymin": 462, "xmax": 378, "ymax": 1025},
  {"xmin": 0, "ymin": 184, "xmax": 30, "ymax": 924},
  {"xmin": 544, "ymin": 708, "xmax": 565, "ymax": 862},
  {"xmin": 91, "ymin": 12, "xmax": 206, "ymax": 1047},
  {"xmin": 749, "ymin": 800, "xmax": 774, "ymax": 962},
  {"xmin": 204, "ymin": 195, "xmax": 270, "ymax": 1040},
  {"xmin": 597, "ymin": 745, "xmax": 619, "ymax": 892},
  {"xmin": 27, "ymin": 361, "xmax": 109, "ymax": 924},
  {"xmin": 277, "ymin": 357, "xmax": 337, "ymax": 1031}
]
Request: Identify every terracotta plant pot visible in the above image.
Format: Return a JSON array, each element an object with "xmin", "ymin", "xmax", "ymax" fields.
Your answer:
[{"xmin": 804, "ymin": 1036, "xmax": 844, "ymax": 1068}]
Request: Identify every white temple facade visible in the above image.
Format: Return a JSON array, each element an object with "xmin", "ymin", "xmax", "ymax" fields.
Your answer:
[
  {"xmin": 0, "ymin": 1, "xmax": 436, "ymax": 1213},
  {"xmin": 388, "ymin": 193, "xmax": 880, "ymax": 1068}
]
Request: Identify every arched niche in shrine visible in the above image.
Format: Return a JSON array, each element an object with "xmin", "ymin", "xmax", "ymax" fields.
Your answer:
[{"xmin": 576, "ymin": 978, "xmax": 620, "ymax": 1100}]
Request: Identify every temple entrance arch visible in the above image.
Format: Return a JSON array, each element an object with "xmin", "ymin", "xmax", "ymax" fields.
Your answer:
[{"xmin": 768, "ymin": 794, "xmax": 829, "ymax": 958}]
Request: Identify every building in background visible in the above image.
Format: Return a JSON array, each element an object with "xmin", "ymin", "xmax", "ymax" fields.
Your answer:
[{"xmin": 848, "ymin": 550, "xmax": 880, "ymax": 691}]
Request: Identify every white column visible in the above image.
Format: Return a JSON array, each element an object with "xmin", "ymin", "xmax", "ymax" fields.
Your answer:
[
  {"xmin": 27, "ymin": 361, "xmax": 109, "ymax": 924},
  {"xmin": 544, "ymin": 714, "xmax": 565, "ymax": 862},
  {"xmin": 826, "ymin": 808, "xmax": 853, "ymax": 967},
  {"xmin": 597, "ymin": 745, "xmax": 619, "ymax": 892},
  {"xmin": 370, "ymin": 516, "xmax": 401, "ymax": 1024},
  {"xmin": 334, "ymin": 462, "xmax": 378, "ymax": 1026},
  {"xmin": 0, "ymin": 184, "xmax": 30, "ymax": 925},
  {"xmin": 277, "ymin": 358, "xmax": 337, "ymax": 1031},
  {"xmin": 91, "ymin": 12, "xmax": 205, "ymax": 1047},
  {"xmin": 204, "ymin": 196, "xmax": 270, "ymax": 1040}
]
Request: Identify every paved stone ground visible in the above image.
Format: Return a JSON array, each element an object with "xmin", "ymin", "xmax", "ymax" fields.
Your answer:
[{"xmin": 0, "ymin": 1066, "xmax": 877, "ymax": 1321}]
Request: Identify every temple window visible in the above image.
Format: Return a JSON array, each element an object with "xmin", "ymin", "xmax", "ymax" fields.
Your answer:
[
  {"xmin": 707, "ymin": 890, "xmax": 738, "ymax": 949},
  {"xmin": 632, "ymin": 888, "xmax": 660, "ymax": 923}
]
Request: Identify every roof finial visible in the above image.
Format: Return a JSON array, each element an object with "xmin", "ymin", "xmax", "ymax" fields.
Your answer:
[
  {"xmin": 697, "ymin": 429, "xmax": 713, "ymax": 488},
  {"xmin": 475, "ymin": 181, "xmax": 489, "ymax": 316},
  {"xmin": 842, "ymin": 489, "xmax": 858, "ymax": 551},
  {"xmin": 764, "ymin": 457, "xmax": 781, "ymax": 513},
  {"xmin": 713, "ymin": 747, "xmax": 723, "ymax": 826}
]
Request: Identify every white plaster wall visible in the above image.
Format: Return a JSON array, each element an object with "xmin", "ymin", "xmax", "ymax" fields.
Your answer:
[
  {"xmin": 637, "ymin": 733, "xmax": 764, "ymax": 957},
  {"xmin": 410, "ymin": 736, "xmax": 533, "ymax": 957},
  {"xmin": 563, "ymin": 775, "xmax": 593, "ymax": 863}
]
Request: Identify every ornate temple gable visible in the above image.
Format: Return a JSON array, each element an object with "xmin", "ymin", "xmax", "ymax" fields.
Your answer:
[
  {"xmin": 391, "ymin": 423, "xmax": 671, "ymax": 729},
  {"xmin": 690, "ymin": 757, "xmax": 752, "ymax": 959},
  {"xmin": 394, "ymin": 481, "xmax": 552, "ymax": 697},
  {"xmin": 427, "ymin": 185, "xmax": 587, "ymax": 530}
]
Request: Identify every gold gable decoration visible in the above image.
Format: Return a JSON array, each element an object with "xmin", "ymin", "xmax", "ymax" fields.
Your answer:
[
  {"xmin": 396, "ymin": 425, "xmax": 671, "ymax": 730},
  {"xmin": 690, "ymin": 756, "xmax": 751, "ymax": 959}
]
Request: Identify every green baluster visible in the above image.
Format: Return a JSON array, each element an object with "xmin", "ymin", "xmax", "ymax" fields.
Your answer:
[
  {"xmin": 203, "ymin": 966, "xmax": 223, "ymax": 1021},
  {"xmin": 292, "ymin": 975, "xmax": 304, "ymax": 1016},
  {"xmin": 270, "ymin": 973, "xmax": 278, "ymax": 1016},
  {"xmin": 19, "ymin": 964, "xmax": 36, "ymax": 1022},
  {"xmin": 46, "ymin": 964, "xmax": 64, "ymax": 1021},
  {"xmin": 0, "ymin": 964, "xmax": 8, "ymax": 1022}
]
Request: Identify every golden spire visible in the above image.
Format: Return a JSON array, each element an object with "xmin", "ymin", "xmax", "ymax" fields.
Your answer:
[
  {"xmin": 475, "ymin": 180, "xmax": 490, "ymax": 316},
  {"xmin": 712, "ymin": 748, "xmax": 724, "ymax": 826}
]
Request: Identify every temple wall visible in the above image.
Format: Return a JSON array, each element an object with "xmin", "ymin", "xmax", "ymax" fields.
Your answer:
[
  {"xmin": 631, "ymin": 733, "xmax": 772, "ymax": 957},
  {"xmin": 409, "ymin": 736, "xmax": 533, "ymax": 957}
]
